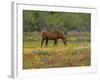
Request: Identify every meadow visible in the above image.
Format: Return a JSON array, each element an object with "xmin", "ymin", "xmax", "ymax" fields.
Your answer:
[{"xmin": 23, "ymin": 32, "xmax": 91, "ymax": 69}]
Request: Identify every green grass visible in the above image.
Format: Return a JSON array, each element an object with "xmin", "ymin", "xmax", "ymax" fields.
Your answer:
[{"xmin": 23, "ymin": 32, "xmax": 91, "ymax": 69}]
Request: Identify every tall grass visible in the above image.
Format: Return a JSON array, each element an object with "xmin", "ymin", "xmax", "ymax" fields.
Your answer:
[{"xmin": 23, "ymin": 31, "xmax": 91, "ymax": 69}]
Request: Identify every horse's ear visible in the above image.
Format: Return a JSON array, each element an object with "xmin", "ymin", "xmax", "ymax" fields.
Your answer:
[{"xmin": 64, "ymin": 32, "xmax": 68, "ymax": 35}]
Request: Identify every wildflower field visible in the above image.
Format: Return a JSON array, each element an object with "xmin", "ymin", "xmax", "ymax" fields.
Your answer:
[{"xmin": 23, "ymin": 32, "xmax": 91, "ymax": 69}]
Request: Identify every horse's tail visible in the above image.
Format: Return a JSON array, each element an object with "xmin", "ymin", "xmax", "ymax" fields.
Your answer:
[{"xmin": 41, "ymin": 30, "xmax": 48, "ymax": 38}]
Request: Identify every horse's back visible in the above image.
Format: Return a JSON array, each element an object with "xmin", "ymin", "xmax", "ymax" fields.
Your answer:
[{"xmin": 42, "ymin": 31, "xmax": 58, "ymax": 39}]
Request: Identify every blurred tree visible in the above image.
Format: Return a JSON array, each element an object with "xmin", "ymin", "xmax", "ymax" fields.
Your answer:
[{"xmin": 23, "ymin": 10, "xmax": 91, "ymax": 32}]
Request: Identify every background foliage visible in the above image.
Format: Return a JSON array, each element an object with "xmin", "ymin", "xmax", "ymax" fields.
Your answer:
[{"xmin": 23, "ymin": 10, "xmax": 91, "ymax": 32}]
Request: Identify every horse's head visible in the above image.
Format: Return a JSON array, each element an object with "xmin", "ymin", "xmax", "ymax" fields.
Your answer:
[
  {"xmin": 62, "ymin": 38, "xmax": 67, "ymax": 45},
  {"xmin": 63, "ymin": 32, "xmax": 68, "ymax": 45}
]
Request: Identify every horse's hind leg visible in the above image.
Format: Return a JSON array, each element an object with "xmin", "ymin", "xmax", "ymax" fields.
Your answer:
[{"xmin": 41, "ymin": 38, "xmax": 45, "ymax": 48}]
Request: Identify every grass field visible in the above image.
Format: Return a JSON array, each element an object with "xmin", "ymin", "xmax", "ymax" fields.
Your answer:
[{"xmin": 23, "ymin": 32, "xmax": 91, "ymax": 69}]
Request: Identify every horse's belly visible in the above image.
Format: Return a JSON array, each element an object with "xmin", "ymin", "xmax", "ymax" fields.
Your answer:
[{"xmin": 47, "ymin": 36, "xmax": 58, "ymax": 40}]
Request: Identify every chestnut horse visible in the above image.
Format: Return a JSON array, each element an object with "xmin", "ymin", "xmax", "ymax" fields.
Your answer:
[{"xmin": 41, "ymin": 31, "xmax": 67, "ymax": 47}]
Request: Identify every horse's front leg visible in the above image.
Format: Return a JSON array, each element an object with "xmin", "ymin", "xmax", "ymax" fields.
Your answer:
[
  {"xmin": 45, "ymin": 39, "xmax": 48, "ymax": 47},
  {"xmin": 54, "ymin": 39, "xmax": 57, "ymax": 46},
  {"xmin": 41, "ymin": 38, "xmax": 45, "ymax": 48}
]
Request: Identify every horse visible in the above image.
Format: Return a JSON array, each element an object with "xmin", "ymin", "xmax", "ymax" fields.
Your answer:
[{"xmin": 41, "ymin": 31, "xmax": 67, "ymax": 47}]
